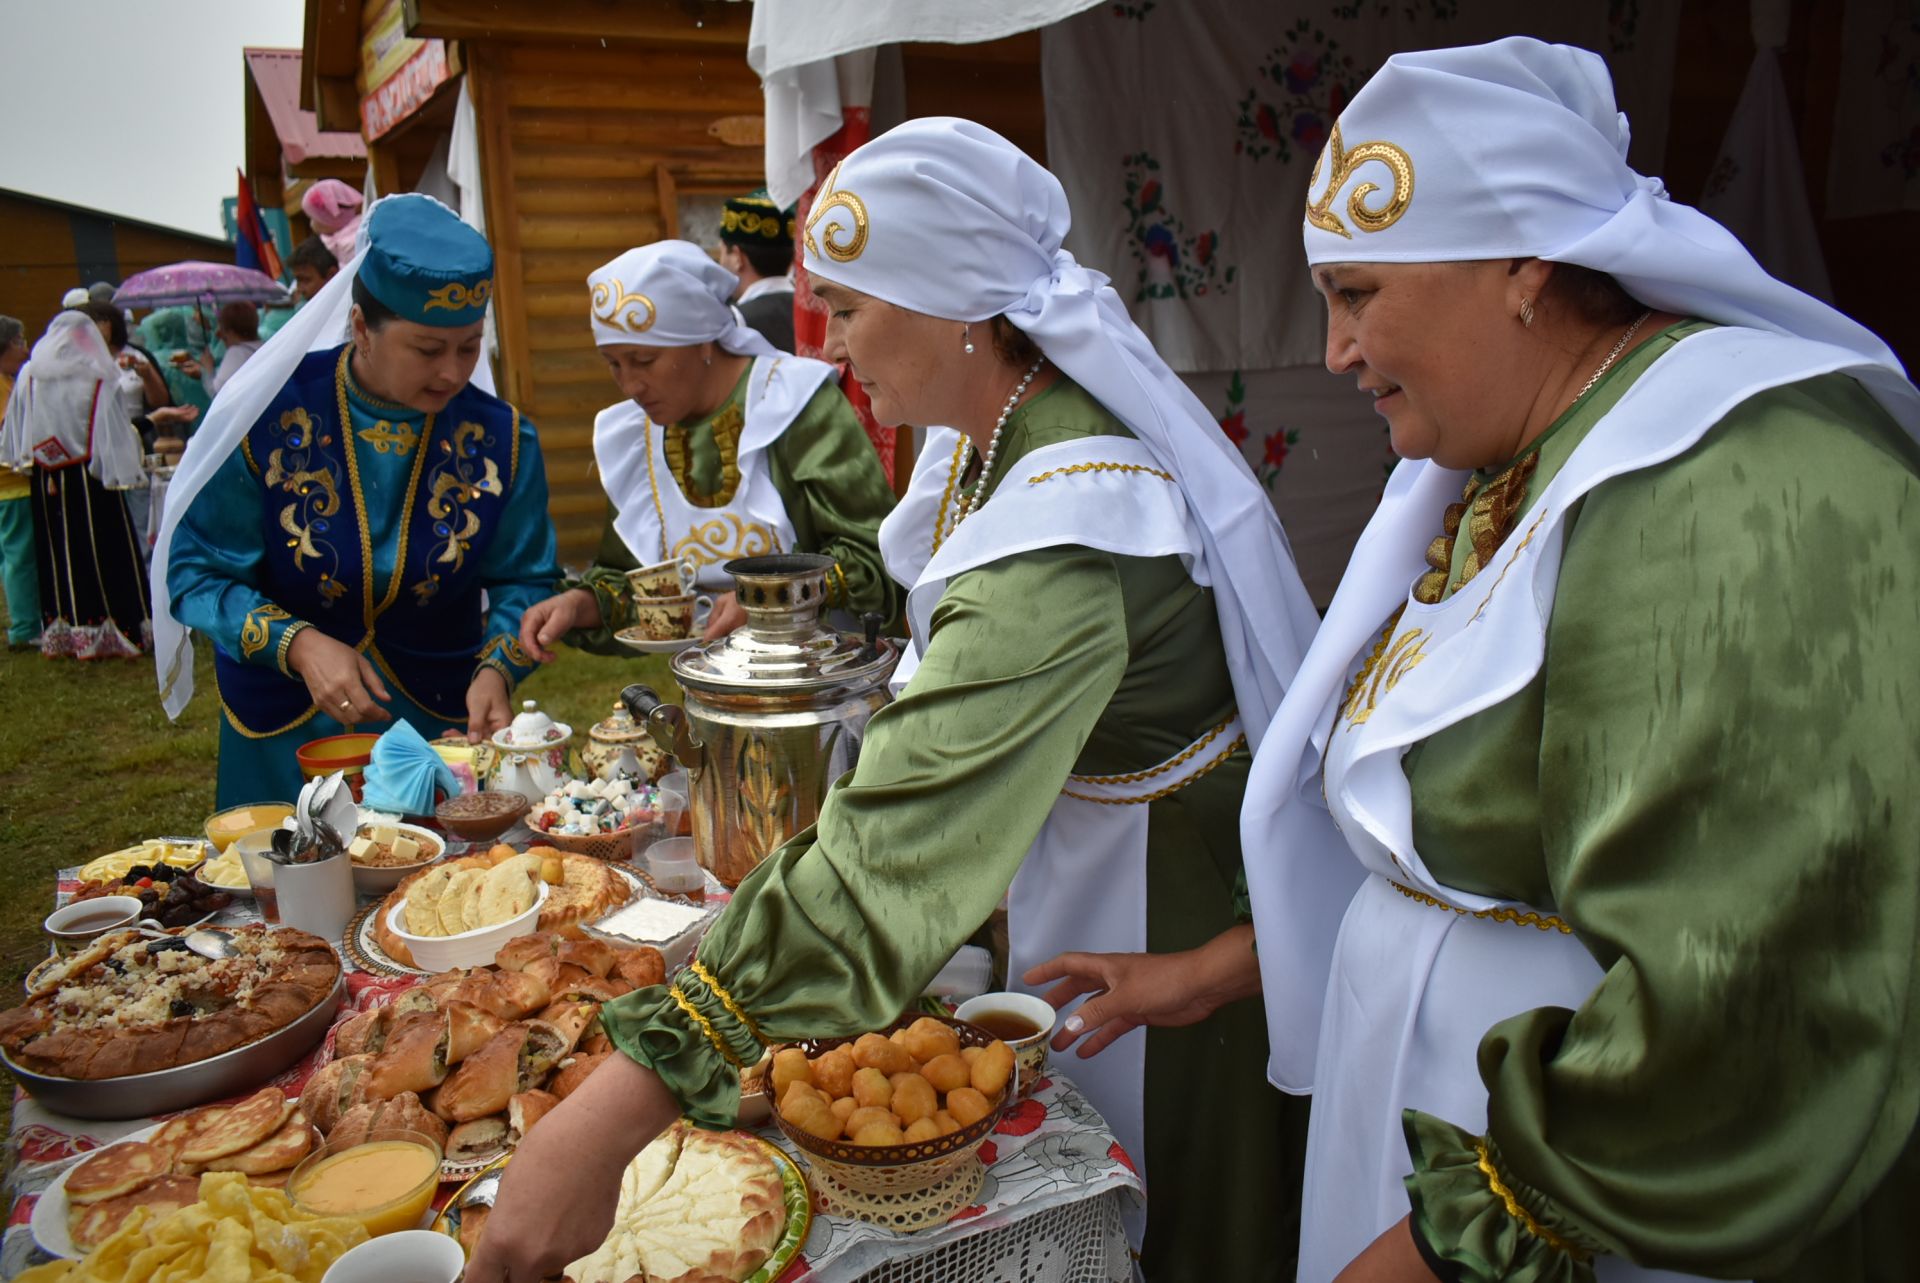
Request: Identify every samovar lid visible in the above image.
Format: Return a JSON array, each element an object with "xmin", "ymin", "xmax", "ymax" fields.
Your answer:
[{"xmin": 671, "ymin": 554, "xmax": 897, "ymax": 694}]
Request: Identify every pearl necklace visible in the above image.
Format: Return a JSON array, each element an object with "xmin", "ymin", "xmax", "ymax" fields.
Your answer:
[
  {"xmin": 1573, "ymin": 310, "xmax": 1654, "ymax": 402},
  {"xmin": 955, "ymin": 357, "xmax": 1047, "ymax": 524}
]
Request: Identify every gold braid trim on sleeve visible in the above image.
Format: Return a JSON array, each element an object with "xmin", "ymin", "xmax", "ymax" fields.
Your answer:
[
  {"xmin": 1474, "ymin": 1138, "xmax": 1594, "ymax": 1262},
  {"xmin": 669, "ymin": 983, "xmax": 745, "ymax": 1068},
  {"xmin": 688, "ymin": 959, "xmax": 766, "ymax": 1048}
]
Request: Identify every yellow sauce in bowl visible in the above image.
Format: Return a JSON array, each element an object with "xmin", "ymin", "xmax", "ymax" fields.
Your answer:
[
  {"xmin": 290, "ymin": 1139, "xmax": 440, "ymax": 1237},
  {"xmin": 204, "ymin": 802, "xmax": 294, "ymax": 853}
]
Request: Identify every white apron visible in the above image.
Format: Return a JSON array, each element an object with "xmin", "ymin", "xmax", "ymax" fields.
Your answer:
[
  {"xmin": 876, "ymin": 425, "xmax": 965, "ymax": 695},
  {"xmin": 593, "ymin": 354, "xmax": 833, "ymax": 591},
  {"xmin": 902, "ymin": 434, "xmax": 1218, "ymax": 1208},
  {"xmin": 1241, "ymin": 328, "xmax": 1905, "ymax": 1282}
]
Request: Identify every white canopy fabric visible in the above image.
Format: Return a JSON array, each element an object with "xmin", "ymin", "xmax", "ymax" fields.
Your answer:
[{"xmin": 748, "ymin": 0, "xmax": 1102, "ymax": 206}]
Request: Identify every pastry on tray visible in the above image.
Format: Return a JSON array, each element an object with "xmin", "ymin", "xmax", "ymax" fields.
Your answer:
[{"xmin": 0, "ymin": 927, "xmax": 340, "ymax": 1080}]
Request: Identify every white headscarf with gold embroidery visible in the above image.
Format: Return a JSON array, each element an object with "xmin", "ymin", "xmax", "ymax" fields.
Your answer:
[
  {"xmin": 1301, "ymin": 36, "xmax": 1909, "ymax": 398},
  {"xmin": 803, "ymin": 116, "xmax": 1321, "ymax": 749}
]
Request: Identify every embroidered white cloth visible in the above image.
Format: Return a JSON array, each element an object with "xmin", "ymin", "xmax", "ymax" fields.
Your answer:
[{"xmin": 0, "ymin": 312, "xmax": 143, "ymax": 489}]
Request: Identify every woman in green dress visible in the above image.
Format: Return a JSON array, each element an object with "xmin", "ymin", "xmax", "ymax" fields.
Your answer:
[
  {"xmin": 516, "ymin": 240, "xmax": 897, "ymax": 655},
  {"xmin": 467, "ymin": 119, "xmax": 1325, "ymax": 1283},
  {"xmin": 1216, "ymin": 37, "xmax": 1917, "ymax": 1283}
]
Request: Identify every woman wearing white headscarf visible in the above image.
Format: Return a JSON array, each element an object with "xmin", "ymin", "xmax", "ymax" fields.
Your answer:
[
  {"xmin": 1222, "ymin": 37, "xmax": 1918, "ymax": 1283},
  {"xmin": 515, "ymin": 240, "xmax": 897, "ymax": 653},
  {"xmin": 0, "ymin": 311, "xmax": 186, "ymax": 658},
  {"xmin": 466, "ymin": 119, "xmax": 1324, "ymax": 1283}
]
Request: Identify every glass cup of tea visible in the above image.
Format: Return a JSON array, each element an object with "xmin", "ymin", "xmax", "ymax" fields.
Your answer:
[{"xmin": 955, "ymin": 991, "xmax": 1058, "ymax": 1099}]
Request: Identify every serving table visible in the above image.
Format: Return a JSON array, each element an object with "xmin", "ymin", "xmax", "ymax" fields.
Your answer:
[{"xmin": 1, "ymin": 858, "xmax": 1141, "ymax": 1282}]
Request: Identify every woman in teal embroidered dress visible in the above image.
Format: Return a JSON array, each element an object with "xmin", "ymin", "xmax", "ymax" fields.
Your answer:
[{"xmin": 160, "ymin": 197, "xmax": 559, "ymax": 806}]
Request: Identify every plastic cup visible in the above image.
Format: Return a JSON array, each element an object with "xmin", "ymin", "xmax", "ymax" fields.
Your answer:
[
  {"xmin": 233, "ymin": 830, "xmax": 283, "ymax": 923},
  {"xmin": 644, "ymin": 835, "xmax": 704, "ymax": 901},
  {"xmin": 652, "ymin": 786, "xmax": 688, "ymax": 845}
]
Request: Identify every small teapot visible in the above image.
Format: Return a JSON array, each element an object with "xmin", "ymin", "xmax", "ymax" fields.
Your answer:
[
  {"xmin": 582, "ymin": 700, "xmax": 667, "ymax": 783},
  {"xmin": 481, "ymin": 700, "xmax": 574, "ymax": 799}
]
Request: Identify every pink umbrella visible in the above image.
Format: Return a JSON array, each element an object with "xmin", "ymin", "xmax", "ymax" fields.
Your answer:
[{"xmin": 112, "ymin": 262, "xmax": 291, "ymax": 309}]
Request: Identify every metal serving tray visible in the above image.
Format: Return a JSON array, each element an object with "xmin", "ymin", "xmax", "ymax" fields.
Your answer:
[{"xmin": 2, "ymin": 972, "xmax": 345, "ymax": 1120}]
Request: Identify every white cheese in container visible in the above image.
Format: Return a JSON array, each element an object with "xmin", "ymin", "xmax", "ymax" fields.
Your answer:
[{"xmin": 585, "ymin": 896, "xmax": 719, "ymax": 971}]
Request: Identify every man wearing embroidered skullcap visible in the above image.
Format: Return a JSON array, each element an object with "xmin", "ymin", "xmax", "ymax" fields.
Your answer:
[
  {"xmin": 1196, "ymin": 35, "xmax": 1918, "ymax": 1283},
  {"xmin": 717, "ymin": 190, "xmax": 797, "ymax": 353},
  {"xmin": 516, "ymin": 239, "xmax": 897, "ymax": 651},
  {"xmin": 469, "ymin": 118, "xmax": 1324, "ymax": 1283},
  {"xmin": 157, "ymin": 194, "xmax": 559, "ymax": 805}
]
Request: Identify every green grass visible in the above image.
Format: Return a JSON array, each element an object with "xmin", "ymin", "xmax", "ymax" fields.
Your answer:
[{"xmin": 0, "ymin": 581, "xmax": 677, "ymax": 1130}]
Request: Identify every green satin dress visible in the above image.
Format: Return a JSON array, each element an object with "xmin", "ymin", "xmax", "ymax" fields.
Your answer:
[
  {"xmin": 602, "ymin": 379, "xmax": 1310, "ymax": 1281},
  {"xmin": 1389, "ymin": 322, "xmax": 1920, "ymax": 1282},
  {"xmin": 564, "ymin": 369, "xmax": 900, "ymax": 645}
]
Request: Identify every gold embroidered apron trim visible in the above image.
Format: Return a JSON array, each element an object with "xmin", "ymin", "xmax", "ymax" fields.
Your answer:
[
  {"xmin": 1388, "ymin": 880, "xmax": 1572, "ymax": 934},
  {"xmin": 334, "ymin": 350, "xmax": 437, "ymax": 629},
  {"xmin": 218, "ymin": 694, "xmax": 323, "ymax": 741},
  {"xmin": 929, "ymin": 433, "xmax": 968, "ymax": 557},
  {"xmin": 1025, "ymin": 461, "xmax": 1176, "ymax": 486},
  {"xmin": 1474, "ymin": 1137, "xmax": 1593, "ymax": 1260},
  {"xmin": 1062, "ymin": 716, "xmax": 1246, "ymax": 805}
]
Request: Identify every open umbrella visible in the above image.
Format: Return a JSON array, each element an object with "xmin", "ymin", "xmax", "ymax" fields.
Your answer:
[{"xmin": 112, "ymin": 262, "xmax": 291, "ymax": 310}]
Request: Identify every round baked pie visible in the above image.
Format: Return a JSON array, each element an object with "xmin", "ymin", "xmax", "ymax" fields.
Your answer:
[{"xmin": 0, "ymin": 926, "xmax": 341, "ymax": 1080}]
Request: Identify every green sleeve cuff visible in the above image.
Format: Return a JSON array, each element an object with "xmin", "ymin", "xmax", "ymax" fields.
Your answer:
[
  {"xmin": 1403, "ymin": 1111, "xmax": 1600, "ymax": 1283},
  {"xmin": 553, "ymin": 565, "xmax": 635, "ymax": 656},
  {"xmin": 599, "ymin": 963, "xmax": 766, "ymax": 1131},
  {"xmin": 474, "ymin": 633, "xmax": 538, "ymax": 692}
]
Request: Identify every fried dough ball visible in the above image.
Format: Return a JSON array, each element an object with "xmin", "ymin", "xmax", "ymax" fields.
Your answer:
[
  {"xmin": 903, "ymin": 1116, "xmax": 942, "ymax": 1144},
  {"xmin": 778, "ymin": 1079, "xmax": 820, "ymax": 1108},
  {"xmin": 946, "ymin": 1086, "xmax": 992, "ymax": 1127},
  {"xmin": 850, "ymin": 1066, "xmax": 895, "ymax": 1110},
  {"xmin": 920, "ymin": 1052, "xmax": 971, "ymax": 1094},
  {"xmin": 852, "ymin": 1032, "xmax": 914, "ymax": 1076},
  {"xmin": 889, "ymin": 1073, "xmax": 938, "ymax": 1125},
  {"xmin": 780, "ymin": 1086, "xmax": 839, "ymax": 1140},
  {"xmin": 845, "ymin": 1106, "xmax": 894, "ymax": 1136},
  {"xmin": 971, "ymin": 1040, "xmax": 1015, "ymax": 1098},
  {"xmin": 933, "ymin": 1110, "xmax": 962, "ymax": 1136},
  {"xmin": 960, "ymin": 1046, "xmax": 984, "ymax": 1066},
  {"xmin": 902, "ymin": 1017, "xmax": 961, "ymax": 1063},
  {"xmin": 829, "ymin": 1096, "xmax": 858, "ymax": 1125},
  {"xmin": 851, "ymin": 1119, "xmax": 906, "ymax": 1147},
  {"xmin": 771, "ymin": 1047, "xmax": 813, "ymax": 1100},
  {"xmin": 811, "ymin": 1045, "xmax": 856, "ymax": 1099}
]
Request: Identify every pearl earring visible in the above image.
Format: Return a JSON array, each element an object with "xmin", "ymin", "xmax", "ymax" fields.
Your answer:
[
  {"xmin": 963, "ymin": 324, "xmax": 975, "ymax": 356},
  {"xmin": 1520, "ymin": 298, "xmax": 1536, "ymax": 328}
]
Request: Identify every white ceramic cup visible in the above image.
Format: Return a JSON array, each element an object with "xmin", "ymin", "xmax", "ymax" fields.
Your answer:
[
  {"xmin": 955, "ymin": 991, "xmax": 1059, "ymax": 1099},
  {"xmin": 44, "ymin": 897, "xmax": 143, "ymax": 953},
  {"xmin": 321, "ymin": 1228, "xmax": 464, "ymax": 1283},
  {"xmin": 273, "ymin": 850, "xmax": 357, "ymax": 941}
]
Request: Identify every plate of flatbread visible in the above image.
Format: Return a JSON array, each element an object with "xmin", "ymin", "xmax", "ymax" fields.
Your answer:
[{"xmin": 438, "ymin": 1122, "xmax": 811, "ymax": 1283}]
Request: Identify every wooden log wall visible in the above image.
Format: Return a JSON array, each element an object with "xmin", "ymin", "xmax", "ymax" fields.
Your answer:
[{"xmin": 464, "ymin": 36, "xmax": 763, "ymax": 570}]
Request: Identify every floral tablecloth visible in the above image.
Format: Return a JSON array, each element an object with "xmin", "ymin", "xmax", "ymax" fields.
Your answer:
[{"xmin": 2, "ymin": 868, "xmax": 1142, "ymax": 1281}]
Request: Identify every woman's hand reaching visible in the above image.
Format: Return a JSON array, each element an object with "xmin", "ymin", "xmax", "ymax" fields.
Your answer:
[{"xmin": 1022, "ymin": 924, "xmax": 1262, "ymax": 1058}]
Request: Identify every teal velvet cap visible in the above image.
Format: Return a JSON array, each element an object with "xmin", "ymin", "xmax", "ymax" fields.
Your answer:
[{"xmin": 356, "ymin": 196, "xmax": 494, "ymax": 327}]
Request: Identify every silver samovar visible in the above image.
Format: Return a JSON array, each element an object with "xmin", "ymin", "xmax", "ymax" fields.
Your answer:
[{"xmin": 621, "ymin": 554, "xmax": 898, "ymax": 888}]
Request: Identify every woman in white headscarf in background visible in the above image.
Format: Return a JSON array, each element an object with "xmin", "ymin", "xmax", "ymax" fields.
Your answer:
[
  {"xmin": 1225, "ymin": 36, "xmax": 1918, "ymax": 1283},
  {"xmin": 467, "ymin": 118, "xmax": 1324, "ymax": 1283},
  {"xmin": 515, "ymin": 240, "xmax": 898, "ymax": 653},
  {"xmin": 0, "ymin": 311, "xmax": 189, "ymax": 658}
]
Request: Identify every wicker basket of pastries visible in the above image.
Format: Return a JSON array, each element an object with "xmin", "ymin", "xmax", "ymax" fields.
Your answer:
[
  {"xmin": 0, "ymin": 926, "xmax": 341, "ymax": 1084},
  {"xmin": 300, "ymin": 931, "xmax": 666, "ymax": 1173},
  {"xmin": 764, "ymin": 1014, "xmax": 1012, "ymax": 1208}
]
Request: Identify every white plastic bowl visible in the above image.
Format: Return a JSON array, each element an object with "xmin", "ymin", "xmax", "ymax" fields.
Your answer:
[
  {"xmin": 350, "ymin": 821, "xmax": 447, "ymax": 896},
  {"xmin": 385, "ymin": 881, "xmax": 548, "ymax": 971}
]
